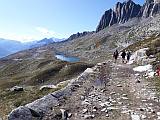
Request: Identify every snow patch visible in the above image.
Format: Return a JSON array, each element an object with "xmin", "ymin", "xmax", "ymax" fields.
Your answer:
[
  {"xmin": 133, "ymin": 64, "xmax": 155, "ymax": 78},
  {"xmin": 133, "ymin": 64, "xmax": 152, "ymax": 72},
  {"xmin": 127, "ymin": 48, "xmax": 148, "ymax": 65}
]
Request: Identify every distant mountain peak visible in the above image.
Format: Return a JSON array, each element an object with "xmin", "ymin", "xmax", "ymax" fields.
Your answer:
[{"xmin": 66, "ymin": 31, "xmax": 94, "ymax": 41}]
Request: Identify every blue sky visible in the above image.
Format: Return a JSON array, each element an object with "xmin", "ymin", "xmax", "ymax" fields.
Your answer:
[{"xmin": 0, "ymin": 0, "xmax": 144, "ymax": 42}]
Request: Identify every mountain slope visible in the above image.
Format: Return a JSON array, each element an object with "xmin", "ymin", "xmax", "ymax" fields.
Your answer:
[
  {"xmin": 0, "ymin": 37, "xmax": 65, "ymax": 58},
  {"xmin": 52, "ymin": 14, "xmax": 160, "ymax": 63},
  {"xmin": 0, "ymin": 38, "xmax": 29, "ymax": 58}
]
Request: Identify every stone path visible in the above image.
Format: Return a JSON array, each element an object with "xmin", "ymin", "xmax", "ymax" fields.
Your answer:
[
  {"xmin": 9, "ymin": 60, "xmax": 160, "ymax": 120},
  {"xmin": 42, "ymin": 60, "xmax": 160, "ymax": 120}
]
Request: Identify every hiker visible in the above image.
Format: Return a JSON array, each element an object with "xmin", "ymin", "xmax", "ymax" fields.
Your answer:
[
  {"xmin": 121, "ymin": 50, "xmax": 126, "ymax": 63},
  {"xmin": 113, "ymin": 50, "xmax": 119, "ymax": 63},
  {"xmin": 127, "ymin": 51, "xmax": 131, "ymax": 62}
]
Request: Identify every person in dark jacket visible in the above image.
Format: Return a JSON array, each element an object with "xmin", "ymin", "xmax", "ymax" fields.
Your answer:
[
  {"xmin": 127, "ymin": 51, "xmax": 131, "ymax": 62},
  {"xmin": 121, "ymin": 50, "xmax": 126, "ymax": 63},
  {"xmin": 113, "ymin": 50, "xmax": 119, "ymax": 63}
]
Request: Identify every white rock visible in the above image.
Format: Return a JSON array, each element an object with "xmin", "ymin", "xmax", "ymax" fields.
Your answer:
[
  {"xmin": 135, "ymin": 73, "xmax": 140, "ymax": 76},
  {"xmin": 141, "ymin": 99, "xmax": 147, "ymax": 102},
  {"xmin": 40, "ymin": 85, "xmax": 57, "ymax": 90},
  {"xmin": 117, "ymin": 84, "xmax": 122, "ymax": 87},
  {"xmin": 121, "ymin": 97, "xmax": 129, "ymax": 100},
  {"xmin": 99, "ymin": 101, "xmax": 110, "ymax": 107},
  {"xmin": 107, "ymin": 107, "xmax": 119, "ymax": 111},
  {"xmin": 118, "ymin": 102, "xmax": 123, "ymax": 105},
  {"xmin": 84, "ymin": 68, "xmax": 94, "ymax": 73},
  {"xmin": 97, "ymin": 63, "xmax": 102, "ymax": 66},
  {"xmin": 105, "ymin": 110, "xmax": 108, "ymax": 113},
  {"xmin": 121, "ymin": 110, "xmax": 129, "ymax": 114},
  {"xmin": 92, "ymin": 109, "xmax": 97, "ymax": 112},
  {"xmin": 68, "ymin": 113, "xmax": 72, "ymax": 118},
  {"xmin": 84, "ymin": 114, "xmax": 95, "ymax": 119},
  {"xmin": 158, "ymin": 116, "xmax": 160, "ymax": 120},
  {"xmin": 122, "ymin": 94, "xmax": 127, "ymax": 97},
  {"xmin": 110, "ymin": 92, "xmax": 116, "ymax": 95},
  {"xmin": 80, "ymin": 96, "xmax": 85, "ymax": 100},
  {"xmin": 131, "ymin": 114, "xmax": 140, "ymax": 120},
  {"xmin": 101, "ymin": 108, "xmax": 107, "ymax": 112},
  {"xmin": 106, "ymin": 114, "xmax": 109, "ymax": 117},
  {"xmin": 141, "ymin": 115, "xmax": 147, "ymax": 119},
  {"xmin": 82, "ymin": 99, "xmax": 90, "ymax": 105},
  {"xmin": 82, "ymin": 109, "xmax": 88, "ymax": 114},
  {"xmin": 157, "ymin": 112, "xmax": 160, "ymax": 116},
  {"xmin": 10, "ymin": 86, "xmax": 24, "ymax": 92}
]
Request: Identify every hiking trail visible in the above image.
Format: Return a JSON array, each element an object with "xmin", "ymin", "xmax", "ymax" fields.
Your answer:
[{"xmin": 42, "ymin": 59, "xmax": 160, "ymax": 120}]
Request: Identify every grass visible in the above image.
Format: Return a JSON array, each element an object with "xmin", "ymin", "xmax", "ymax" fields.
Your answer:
[
  {"xmin": 0, "ymin": 57, "xmax": 94, "ymax": 118},
  {"xmin": 0, "ymin": 84, "xmax": 66, "ymax": 119},
  {"xmin": 125, "ymin": 36, "xmax": 159, "ymax": 52}
]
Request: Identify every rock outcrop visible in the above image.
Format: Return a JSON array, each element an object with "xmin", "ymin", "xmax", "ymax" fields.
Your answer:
[
  {"xmin": 10, "ymin": 86, "xmax": 24, "ymax": 92},
  {"xmin": 8, "ymin": 107, "xmax": 33, "ymax": 120},
  {"xmin": 96, "ymin": 0, "xmax": 160, "ymax": 32},
  {"xmin": 66, "ymin": 31, "xmax": 94, "ymax": 41},
  {"xmin": 8, "ymin": 67, "xmax": 94, "ymax": 119}
]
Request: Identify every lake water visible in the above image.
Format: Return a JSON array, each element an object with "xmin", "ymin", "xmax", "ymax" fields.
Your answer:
[{"xmin": 55, "ymin": 54, "xmax": 80, "ymax": 62}]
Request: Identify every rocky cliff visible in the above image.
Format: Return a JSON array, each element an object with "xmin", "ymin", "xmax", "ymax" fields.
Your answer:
[
  {"xmin": 66, "ymin": 31, "xmax": 94, "ymax": 41},
  {"xmin": 96, "ymin": 0, "xmax": 160, "ymax": 32}
]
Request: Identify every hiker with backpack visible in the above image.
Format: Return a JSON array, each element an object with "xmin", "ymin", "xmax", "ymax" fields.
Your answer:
[
  {"xmin": 121, "ymin": 50, "xmax": 126, "ymax": 63},
  {"xmin": 113, "ymin": 50, "xmax": 119, "ymax": 63},
  {"xmin": 127, "ymin": 51, "xmax": 131, "ymax": 62}
]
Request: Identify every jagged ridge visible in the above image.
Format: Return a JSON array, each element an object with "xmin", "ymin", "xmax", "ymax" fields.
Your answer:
[
  {"xmin": 96, "ymin": 0, "xmax": 160, "ymax": 32},
  {"xmin": 66, "ymin": 31, "xmax": 94, "ymax": 41}
]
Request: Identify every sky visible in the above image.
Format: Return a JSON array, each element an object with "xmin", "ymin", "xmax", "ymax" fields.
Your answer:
[{"xmin": 0, "ymin": 0, "xmax": 144, "ymax": 42}]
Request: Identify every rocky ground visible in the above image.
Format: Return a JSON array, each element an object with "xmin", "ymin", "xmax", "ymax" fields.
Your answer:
[{"xmin": 42, "ymin": 58, "xmax": 160, "ymax": 120}]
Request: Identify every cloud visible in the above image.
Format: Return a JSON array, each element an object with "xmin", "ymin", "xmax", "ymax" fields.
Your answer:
[
  {"xmin": 0, "ymin": 32, "xmax": 36, "ymax": 42},
  {"xmin": 0, "ymin": 27, "xmax": 56, "ymax": 43},
  {"xmin": 35, "ymin": 27, "xmax": 55, "ymax": 36}
]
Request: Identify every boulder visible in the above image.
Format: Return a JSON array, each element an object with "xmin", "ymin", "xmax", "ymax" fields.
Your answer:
[
  {"xmin": 84, "ymin": 114, "xmax": 95, "ymax": 119},
  {"xmin": 25, "ymin": 94, "xmax": 58, "ymax": 115},
  {"xmin": 10, "ymin": 86, "xmax": 24, "ymax": 92},
  {"xmin": 40, "ymin": 85, "xmax": 57, "ymax": 91},
  {"xmin": 8, "ymin": 106, "xmax": 32, "ymax": 120}
]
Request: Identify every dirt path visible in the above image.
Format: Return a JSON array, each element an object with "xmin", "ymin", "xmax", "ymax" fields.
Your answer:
[{"xmin": 43, "ymin": 60, "xmax": 160, "ymax": 120}]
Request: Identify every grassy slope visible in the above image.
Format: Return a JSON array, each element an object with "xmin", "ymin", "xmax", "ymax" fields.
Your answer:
[{"xmin": 0, "ymin": 51, "xmax": 94, "ymax": 118}]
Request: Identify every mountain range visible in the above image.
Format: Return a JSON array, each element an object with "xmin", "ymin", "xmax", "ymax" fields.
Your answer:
[
  {"xmin": 0, "ymin": 30, "xmax": 96, "ymax": 58},
  {"xmin": 0, "ymin": 37, "xmax": 65, "ymax": 58}
]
